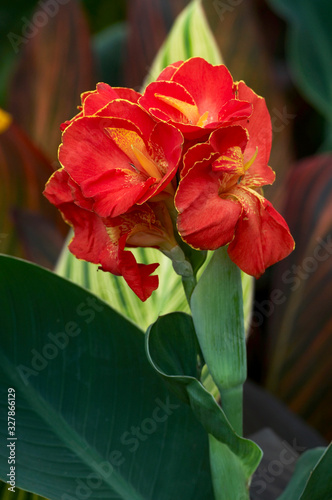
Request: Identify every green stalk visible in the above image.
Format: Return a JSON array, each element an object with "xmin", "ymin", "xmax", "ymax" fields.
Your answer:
[
  {"xmin": 219, "ymin": 385, "xmax": 243, "ymax": 436},
  {"xmin": 182, "ymin": 274, "xmax": 197, "ymax": 303},
  {"xmin": 190, "ymin": 247, "xmax": 246, "ymax": 435}
]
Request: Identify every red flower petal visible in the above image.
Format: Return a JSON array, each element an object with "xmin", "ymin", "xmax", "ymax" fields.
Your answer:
[
  {"xmin": 156, "ymin": 61, "xmax": 183, "ymax": 81},
  {"xmin": 59, "ymin": 116, "xmax": 136, "ymax": 186},
  {"xmin": 113, "ymin": 87, "xmax": 141, "ymax": 103},
  {"xmin": 171, "ymin": 58, "xmax": 234, "ymax": 122},
  {"xmin": 44, "ymin": 168, "xmax": 74, "ymax": 206},
  {"xmin": 116, "ymin": 236, "xmax": 159, "ymax": 301},
  {"xmin": 209, "ymin": 126, "xmax": 248, "ymax": 174},
  {"xmin": 84, "ymin": 169, "xmax": 155, "ymax": 218},
  {"xmin": 227, "ymin": 187, "xmax": 295, "ymax": 277},
  {"xmin": 181, "ymin": 141, "xmax": 216, "ymax": 178},
  {"xmin": 218, "ymin": 99, "xmax": 252, "ymax": 125},
  {"xmin": 138, "ymin": 122, "xmax": 183, "ymax": 204},
  {"xmin": 235, "ymin": 82, "xmax": 274, "ymax": 187},
  {"xmin": 44, "ymin": 170, "xmax": 159, "ymax": 301},
  {"xmin": 95, "ymin": 100, "xmax": 155, "ymax": 138},
  {"xmin": 176, "ymin": 155, "xmax": 242, "ymax": 250},
  {"xmin": 82, "ymin": 83, "xmax": 120, "ymax": 115},
  {"xmin": 139, "ymin": 80, "xmax": 197, "ymax": 124}
]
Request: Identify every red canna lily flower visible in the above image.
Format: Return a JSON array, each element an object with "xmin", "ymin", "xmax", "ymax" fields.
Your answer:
[
  {"xmin": 44, "ymin": 168, "xmax": 178, "ymax": 301},
  {"xmin": 175, "ymin": 91, "xmax": 295, "ymax": 277},
  {"xmin": 139, "ymin": 57, "xmax": 253, "ymax": 140},
  {"xmin": 58, "ymin": 99, "xmax": 183, "ymax": 218},
  {"xmin": 44, "ymin": 62, "xmax": 294, "ymax": 298}
]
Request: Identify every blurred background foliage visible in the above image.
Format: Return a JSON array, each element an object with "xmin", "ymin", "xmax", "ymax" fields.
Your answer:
[{"xmin": 0, "ymin": 0, "xmax": 331, "ymax": 451}]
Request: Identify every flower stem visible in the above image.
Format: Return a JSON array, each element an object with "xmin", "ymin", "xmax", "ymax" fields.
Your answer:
[
  {"xmin": 182, "ymin": 275, "xmax": 197, "ymax": 303},
  {"xmin": 190, "ymin": 248, "xmax": 247, "ymax": 436},
  {"xmin": 219, "ymin": 385, "xmax": 243, "ymax": 436}
]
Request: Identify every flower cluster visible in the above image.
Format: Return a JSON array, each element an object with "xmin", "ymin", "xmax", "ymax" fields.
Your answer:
[{"xmin": 44, "ymin": 58, "xmax": 294, "ymax": 301}]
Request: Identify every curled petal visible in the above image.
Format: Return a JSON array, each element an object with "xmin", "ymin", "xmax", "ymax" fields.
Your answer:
[
  {"xmin": 218, "ymin": 99, "xmax": 252, "ymax": 125},
  {"xmin": 227, "ymin": 187, "xmax": 295, "ymax": 277}
]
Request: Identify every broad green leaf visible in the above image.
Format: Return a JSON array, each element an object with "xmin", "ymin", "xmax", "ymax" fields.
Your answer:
[
  {"xmin": 278, "ymin": 444, "xmax": 332, "ymax": 500},
  {"xmin": 191, "ymin": 247, "xmax": 247, "ymax": 392},
  {"xmin": 267, "ymin": 0, "xmax": 332, "ymax": 149},
  {"xmin": 0, "ymin": 255, "xmax": 214, "ymax": 500},
  {"xmin": 143, "ymin": 0, "xmax": 223, "ymax": 87},
  {"xmin": 56, "ymin": 241, "xmax": 189, "ymax": 332},
  {"xmin": 146, "ymin": 312, "xmax": 262, "ymax": 499}
]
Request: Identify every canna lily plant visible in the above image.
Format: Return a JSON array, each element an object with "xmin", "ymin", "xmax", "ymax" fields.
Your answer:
[
  {"xmin": 42, "ymin": 55, "xmax": 295, "ymax": 498},
  {"xmin": 1, "ymin": 2, "xmax": 331, "ymax": 500}
]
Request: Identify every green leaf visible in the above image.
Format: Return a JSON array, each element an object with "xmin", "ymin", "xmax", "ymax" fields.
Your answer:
[
  {"xmin": 56, "ymin": 241, "xmax": 190, "ymax": 332},
  {"xmin": 146, "ymin": 312, "xmax": 262, "ymax": 500},
  {"xmin": 0, "ymin": 255, "xmax": 213, "ymax": 500},
  {"xmin": 143, "ymin": 0, "xmax": 223, "ymax": 87},
  {"xmin": 278, "ymin": 444, "xmax": 332, "ymax": 500},
  {"xmin": 191, "ymin": 247, "xmax": 246, "ymax": 439},
  {"xmin": 191, "ymin": 247, "xmax": 246, "ymax": 391}
]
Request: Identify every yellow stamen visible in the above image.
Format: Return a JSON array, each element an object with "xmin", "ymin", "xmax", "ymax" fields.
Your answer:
[
  {"xmin": 197, "ymin": 110, "xmax": 209, "ymax": 127},
  {"xmin": 244, "ymin": 147, "xmax": 258, "ymax": 171},
  {"xmin": 155, "ymin": 94, "xmax": 200, "ymax": 124},
  {"xmin": 131, "ymin": 145, "xmax": 162, "ymax": 180}
]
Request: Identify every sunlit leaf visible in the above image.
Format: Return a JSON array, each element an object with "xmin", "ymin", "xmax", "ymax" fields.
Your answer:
[
  {"xmin": 56, "ymin": 242, "xmax": 189, "ymax": 332},
  {"xmin": 143, "ymin": 0, "xmax": 222, "ymax": 87}
]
